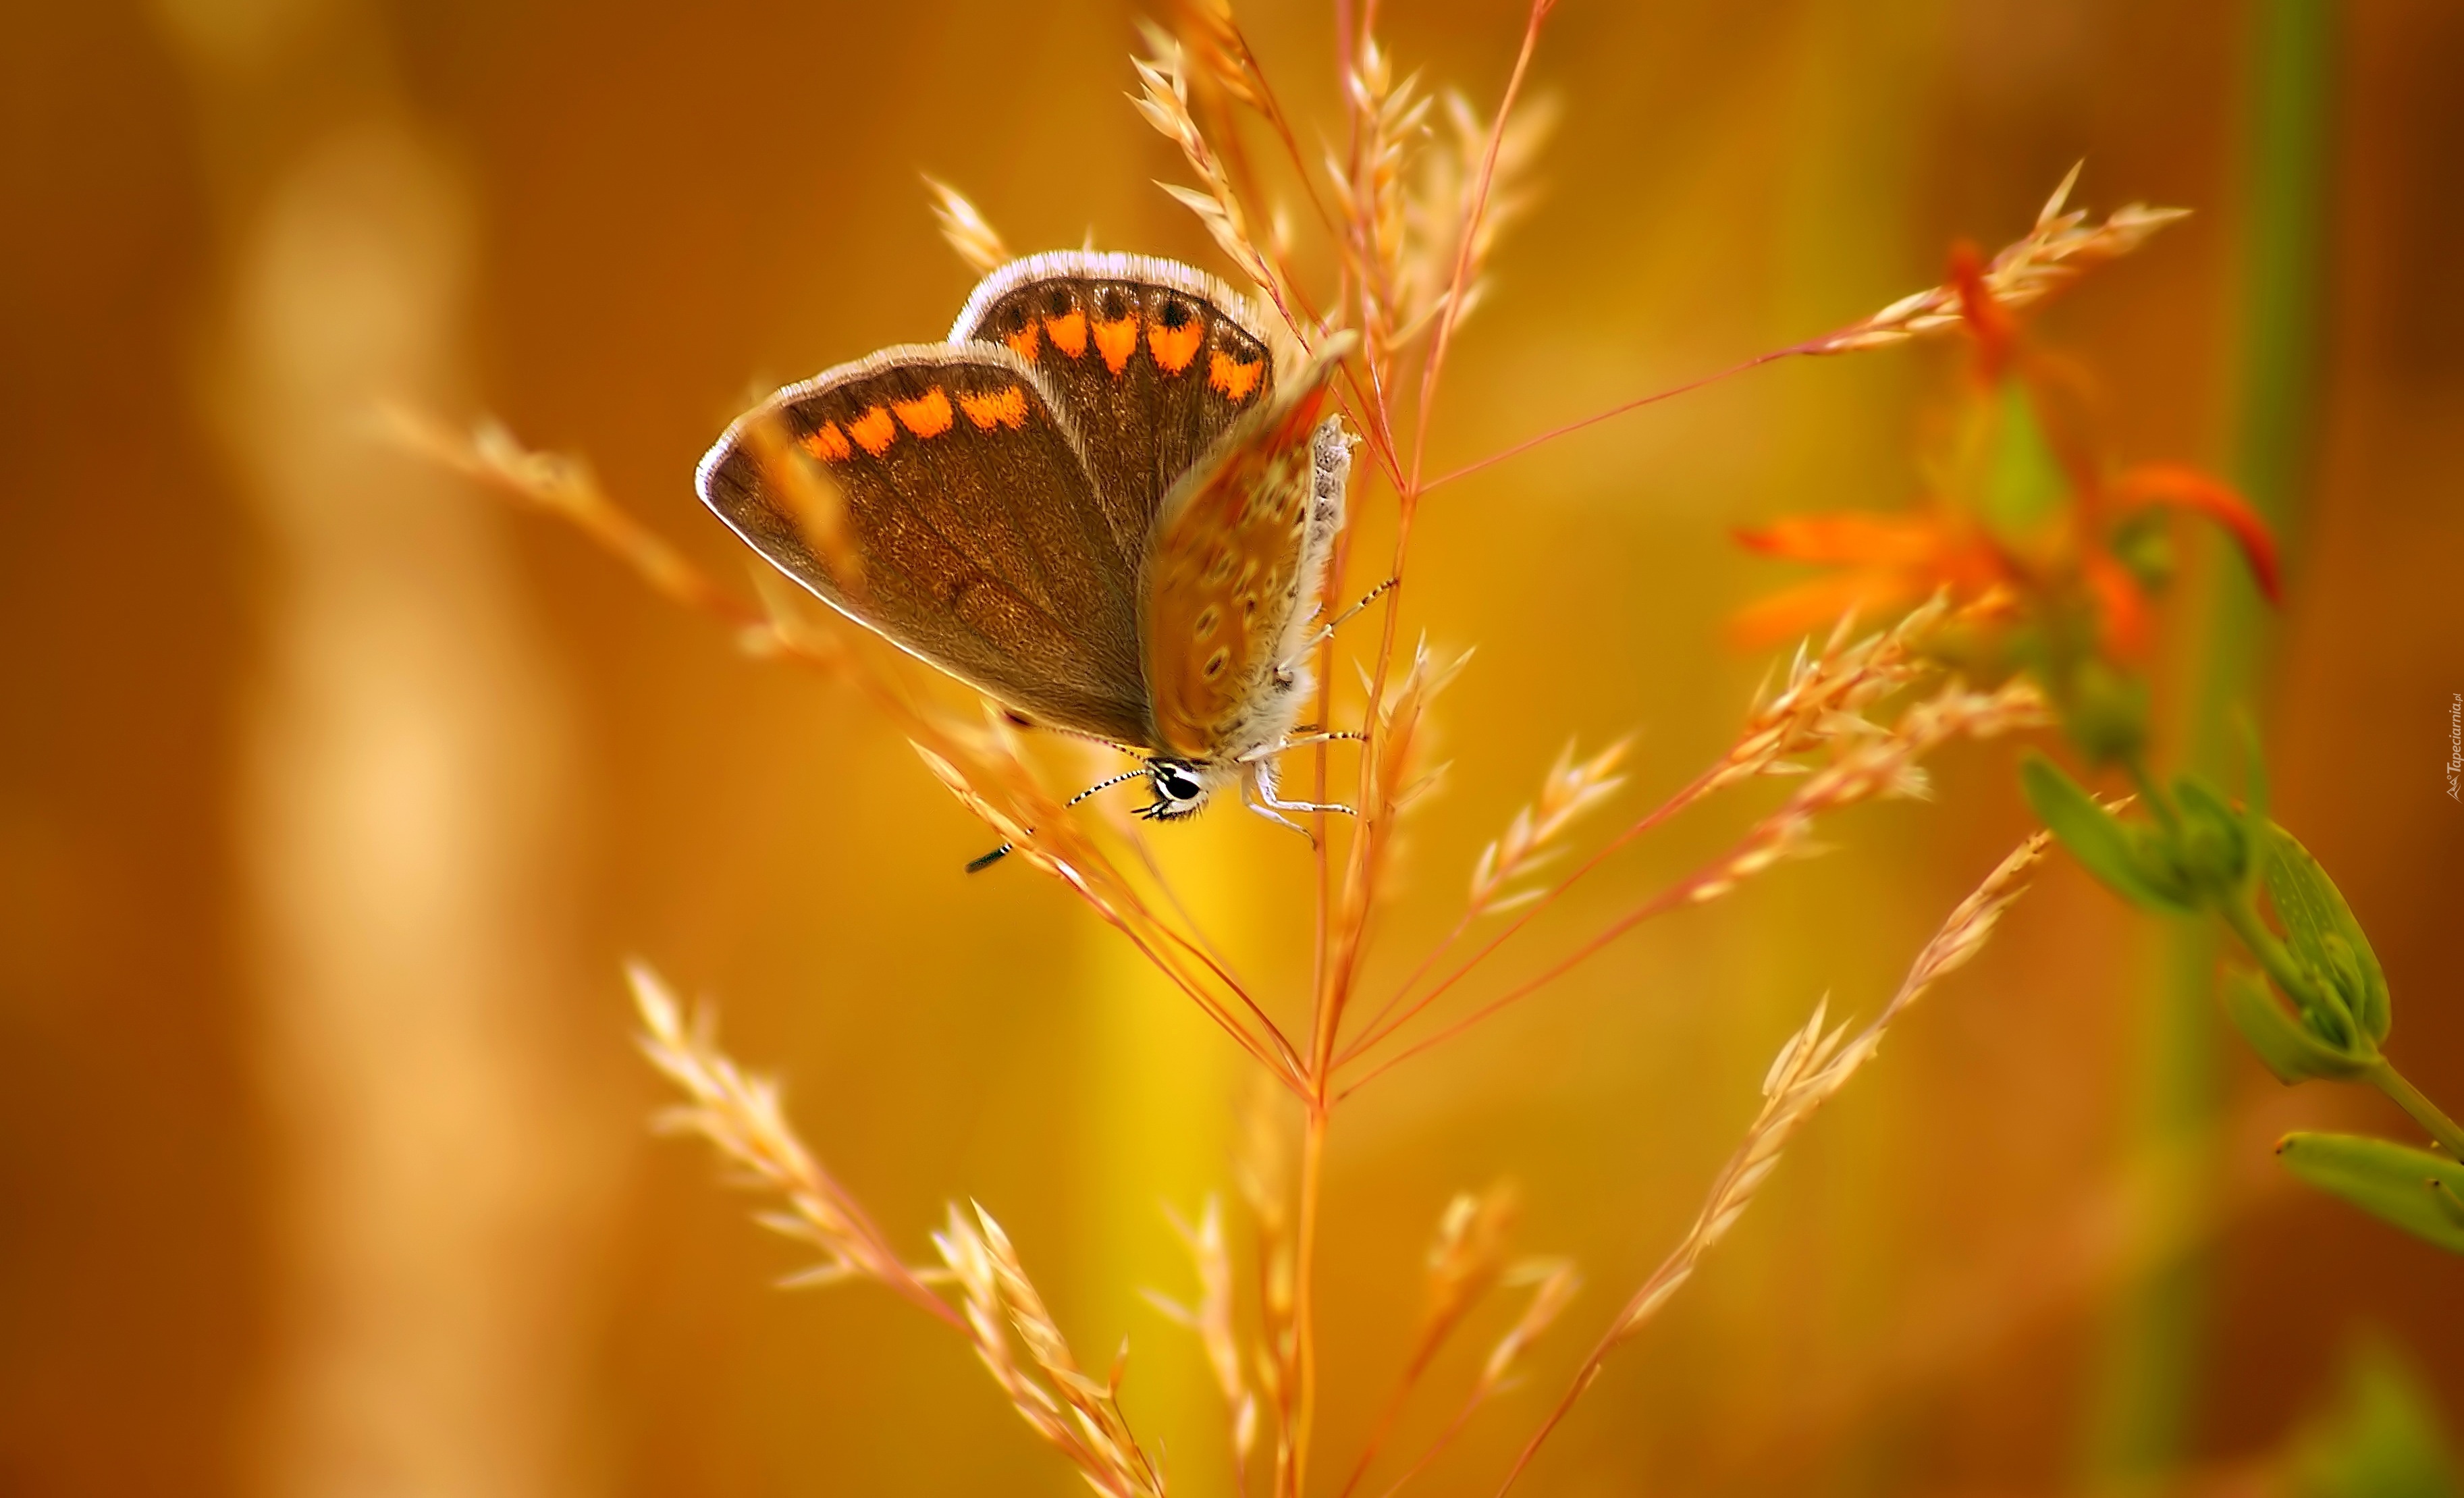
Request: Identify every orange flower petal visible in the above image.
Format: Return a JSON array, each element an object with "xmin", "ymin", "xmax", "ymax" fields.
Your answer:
[
  {"xmin": 2112, "ymin": 463, "xmax": 2282, "ymax": 604},
  {"xmin": 1733, "ymin": 512, "xmax": 1954, "ymax": 568},
  {"xmin": 2082, "ymin": 552, "xmax": 2151, "ymax": 659},
  {"xmin": 1728, "ymin": 572, "xmax": 1930, "ymax": 651}
]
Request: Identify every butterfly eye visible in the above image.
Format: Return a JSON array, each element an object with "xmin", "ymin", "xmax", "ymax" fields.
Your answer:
[{"xmin": 1150, "ymin": 761, "xmax": 1206, "ymax": 803}]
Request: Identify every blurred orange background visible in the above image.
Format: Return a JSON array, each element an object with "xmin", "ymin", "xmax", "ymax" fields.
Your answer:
[{"xmin": 4, "ymin": 1, "xmax": 2461, "ymax": 1494}]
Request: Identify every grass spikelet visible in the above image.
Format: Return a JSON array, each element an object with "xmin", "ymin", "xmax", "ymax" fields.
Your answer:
[
  {"xmin": 1149, "ymin": 1197, "xmax": 1258, "ymax": 1484},
  {"xmin": 1476, "ymin": 1258, "xmax": 1582, "ymax": 1398},
  {"xmin": 1166, "ymin": 0, "xmax": 1259, "ymax": 108},
  {"xmin": 1422, "ymin": 1181, "xmax": 1519, "ymax": 1335},
  {"xmin": 1339, "ymin": 36, "xmax": 1432, "ymax": 362},
  {"xmin": 1368, "ymin": 635, "xmax": 1472, "ymax": 824},
  {"xmin": 1156, "ymin": 0, "xmax": 1335, "ymax": 278},
  {"xmin": 1682, "ymin": 676, "xmax": 2046, "ymax": 907},
  {"xmin": 1393, "ymin": 88, "xmax": 1558, "ymax": 349},
  {"xmin": 1339, "ymin": 1181, "xmax": 1522, "ymax": 1497},
  {"xmin": 629, "ymin": 962, "xmax": 957, "ymax": 1322},
  {"xmin": 1870, "ymin": 829, "xmax": 2055, "ymax": 1024},
  {"xmin": 1812, "ymin": 165, "xmax": 2190, "ymax": 354},
  {"xmin": 1337, "ymin": 633, "xmax": 2037, "ymax": 1087},
  {"xmin": 1469, "ymin": 739, "xmax": 1630, "ymax": 915},
  {"xmin": 1372, "ymin": 1257, "xmax": 1582, "ymax": 1497},
  {"xmin": 973, "ymin": 1206, "xmax": 1166, "ymax": 1494},
  {"xmin": 924, "ymin": 176, "xmax": 1012, "ymax": 277},
  {"xmin": 635, "ymin": 948, "xmax": 1182, "ymax": 1498},
  {"xmin": 1496, "ymin": 830, "xmax": 2054, "ymax": 1491},
  {"xmin": 1707, "ymin": 598, "xmax": 1949, "ymax": 794},
  {"xmin": 1407, "ymin": 0, "xmax": 1559, "ymax": 486},
  {"xmin": 1131, "ymin": 33, "xmax": 1289, "ymax": 323},
  {"xmin": 935, "ymin": 1205, "xmax": 1169, "ymax": 1496},
  {"xmin": 385, "ymin": 408, "xmax": 759, "ymax": 632},
  {"xmin": 1333, "ymin": 635, "xmax": 1472, "ymax": 971}
]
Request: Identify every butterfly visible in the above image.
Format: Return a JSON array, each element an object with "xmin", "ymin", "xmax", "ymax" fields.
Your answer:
[{"xmin": 695, "ymin": 252, "xmax": 1358, "ymax": 851}]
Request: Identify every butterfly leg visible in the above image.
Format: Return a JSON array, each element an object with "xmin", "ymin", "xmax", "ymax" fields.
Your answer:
[
  {"xmin": 1276, "ymin": 578, "xmax": 1397, "ymax": 684},
  {"xmin": 1235, "ymin": 729, "xmax": 1364, "ymax": 764},
  {"xmin": 1256, "ymin": 791, "xmax": 1357, "ymax": 818},
  {"xmin": 1241, "ymin": 759, "xmax": 1355, "ymax": 836}
]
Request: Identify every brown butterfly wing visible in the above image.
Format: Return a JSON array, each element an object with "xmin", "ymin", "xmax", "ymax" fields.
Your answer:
[
  {"xmin": 1140, "ymin": 381, "xmax": 1347, "ymax": 761},
  {"xmin": 696, "ymin": 344, "xmax": 1152, "ymax": 745},
  {"xmin": 950, "ymin": 253, "xmax": 1292, "ymax": 563}
]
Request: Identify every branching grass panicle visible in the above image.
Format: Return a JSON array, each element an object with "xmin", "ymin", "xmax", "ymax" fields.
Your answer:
[{"xmin": 394, "ymin": 4, "xmax": 2222, "ymax": 1490}]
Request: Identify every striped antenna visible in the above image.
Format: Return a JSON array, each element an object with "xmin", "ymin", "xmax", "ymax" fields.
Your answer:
[{"xmin": 965, "ymin": 768, "xmax": 1147, "ymax": 874}]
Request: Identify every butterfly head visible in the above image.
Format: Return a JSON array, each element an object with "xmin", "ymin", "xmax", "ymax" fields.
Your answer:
[{"xmin": 1138, "ymin": 757, "xmax": 1221, "ymax": 821}]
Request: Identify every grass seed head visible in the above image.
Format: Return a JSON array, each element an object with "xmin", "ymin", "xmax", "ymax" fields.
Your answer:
[{"xmin": 924, "ymin": 176, "xmax": 1012, "ymax": 276}]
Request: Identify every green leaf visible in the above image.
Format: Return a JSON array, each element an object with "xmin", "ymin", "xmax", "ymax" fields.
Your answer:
[
  {"xmin": 2286, "ymin": 1337, "xmax": 2460, "ymax": 1498},
  {"xmin": 2277, "ymin": 1132, "xmax": 2464, "ymax": 1254},
  {"xmin": 2020, "ymin": 754, "xmax": 2192, "ymax": 913},
  {"xmin": 1978, "ymin": 379, "xmax": 2071, "ymax": 542},
  {"xmin": 2222, "ymin": 969, "xmax": 2369, "ymax": 1083},
  {"xmin": 2264, "ymin": 824, "xmax": 2392, "ymax": 1045}
]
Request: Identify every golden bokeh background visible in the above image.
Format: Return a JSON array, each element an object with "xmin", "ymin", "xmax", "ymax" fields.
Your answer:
[{"xmin": 3, "ymin": 0, "xmax": 2460, "ymax": 1493}]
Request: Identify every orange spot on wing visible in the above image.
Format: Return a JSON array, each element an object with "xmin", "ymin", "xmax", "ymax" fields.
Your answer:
[
  {"xmin": 1045, "ymin": 310, "xmax": 1087, "ymax": 357},
  {"xmin": 1208, "ymin": 350, "xmax": 1262, "ymax": 402},
  {"xmin": 892, "ymin": 387, "xmax": 955, "ymax": 439},
  {"xmin": 1148, "ymin": 317, "xmax": 1203, "ymax": 374},
  {"xmin": 801, "ymin": 422, "xmax": 852, "ymax": 462},
  {"xmin": 1094, "ymin": 314, "xmax": 1140, "ymax": 375},
  {"xmin": 1004, "ymin": 320, "xmax": 1041, "ymax": 360},
  {"xmin": 847, "ymin": 405, "xmax": 896, "ymax": 456},
  {"xmin": 959, "ymin": 385, "xmax": 1029, "ymax": 430}
]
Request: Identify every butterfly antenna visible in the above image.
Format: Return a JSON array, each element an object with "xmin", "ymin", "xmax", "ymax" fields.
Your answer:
[
  {"xmin": 1282, "ymin": 577, "xmax": 1397, "ymax": 672},
  {"xmin": 963, "ymin": 768, "xmax": 1147, "ymax": 874},
  {"xmin": 1067, "ymin": 768, "xmax": 1149, "ymax": 807}
]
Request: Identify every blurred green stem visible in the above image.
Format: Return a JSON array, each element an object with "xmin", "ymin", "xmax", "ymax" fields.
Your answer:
[
  {"xmin": 2080, "ymin": 0, "xmax": 2335, "ymax": 1484},
  {"xmin": 2369, "ymin": 1064, "xmax": 2464, "ymax": 1162}
]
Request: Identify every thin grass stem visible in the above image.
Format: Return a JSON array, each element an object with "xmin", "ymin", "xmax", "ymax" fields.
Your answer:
[{"xmin": 1339, "ymin": 761, "xmax": 1722, "ymax": 1067}]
